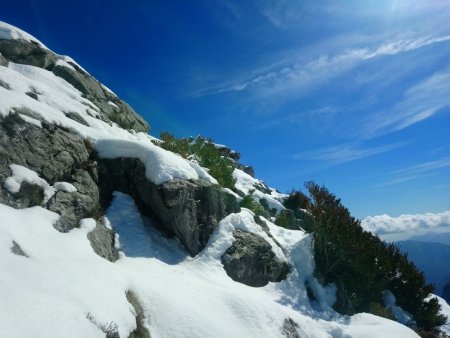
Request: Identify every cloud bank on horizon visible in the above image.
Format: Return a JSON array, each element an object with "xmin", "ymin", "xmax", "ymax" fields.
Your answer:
[{"xmin": 362, "ymin": 210, "xmax": 450, "ymax": 236}]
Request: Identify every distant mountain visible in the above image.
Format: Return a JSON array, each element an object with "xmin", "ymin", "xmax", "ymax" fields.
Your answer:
[
  {"xmin": 407, "ymin": 231, "xmax": 450, "ymax": 246},
  {"xmin": 397, "ymin": 240, "xmax": 450, "ymax": 296}
]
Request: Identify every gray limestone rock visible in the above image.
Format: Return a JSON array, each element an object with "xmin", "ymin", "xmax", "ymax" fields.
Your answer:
[
  {"xmin": 0, "ymin": 52, "xmax": 8, "ymax": 67},
  {"xmin": 87, "ymin": 219, "xmax": 119, "ymax": 262},
  {"xmin": 98, "ymin": 157, "xmax": 240, "ymax": 256},
  {"xmin": 47, "ymin": 170, "xmax": 99, "ymax": 232},
  {"xmin": 10, "ymin": 241, "xmax": 28, "ymax": 257},
  {"xmin": 0, "ymin": 39, "xmax": 57, "ymax": 69},
  {"xmin": 221, "ymin": 230, "xmax": 289, "ymax": 287},
  {"xmin": 281, "ymin": 318, "xmax": 300, "ymax": 338},
  {"xmin": 0, "ymin": 114, "xmax": 100, "ymax": 231}
]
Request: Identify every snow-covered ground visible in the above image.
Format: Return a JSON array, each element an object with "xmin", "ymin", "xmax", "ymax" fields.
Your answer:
[
  {"xmin": 233, "ymin": 168, "xmax": 286, "ymax": 214},
  {"xmin": 0, "ymin": 194, "xmax": 421, "ymax": 338},
  {"xmin": 0, "ymin": 20, "xmax": 428, "ymax": 338}
]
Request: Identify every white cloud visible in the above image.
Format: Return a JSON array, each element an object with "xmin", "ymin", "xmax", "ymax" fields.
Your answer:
[
  {"xmin": 294, "ymin": 142, "xmax": 402, "ymax": 165},
  {"xmin": 373, "ymin": 157, "xmax": 450, "ymax": 188},
  {"xmin": 210, "ymin": 35, "xmax": 450, "ymax": 97},
  {"xmin": 363, "ymin": 69, "xmax": 450, "ymax": 137},
  {"xmin": 361, "ymin": 211, "xmax": 450, "ymax": 235}
]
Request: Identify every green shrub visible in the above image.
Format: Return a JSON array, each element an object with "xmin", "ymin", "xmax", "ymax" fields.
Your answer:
[
  {"xmin": 240, "ymin": 194, "xmax": 269, "ymax": 217},
  {"xmin": 286, "ymin": 181, "xmax": 447, "ymax": 335},
  {"xmin": 153, "ymin": 133, "xmax": 236, "ymax": 189}
]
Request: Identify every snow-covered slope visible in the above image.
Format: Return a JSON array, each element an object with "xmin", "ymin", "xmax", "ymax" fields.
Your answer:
[
  {"xmin": 0, "ymin": 21, "xmax": 427, "ymax": 338},
  {"xmin": 0, "ymin": 198, "xmax": 420, "ymax": 338}
]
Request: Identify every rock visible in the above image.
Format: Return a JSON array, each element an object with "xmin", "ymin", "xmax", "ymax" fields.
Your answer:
[
  {"xmin": 47, "ymin": 170, "xmax": 99, "ymax": 232},
  {"xmin": 87, "ymin": 219, "xmax": 119, "ymax": 262},
  {"xmin": 0, "ymin": 39, "xmax": 57, "ymax": 69},
  {"xmin": 443, "ymin": 282, "xmax": 450, "ymax": 303},
  {"xmin": 65, "ymin": 111, "xmax": 89, "ymax": 126},
  {"xmin": 126, "ymin": 291, "xmax": 152, "ymax": 338},
  {"xmin": 0, "ymin": 52, "xmax": 8, "ymax": 66},
  {"xmin": 0, "ymin": 114, "xmax": 100, "ymax": 231},
  {"xmin": 281, "ymin": 318, "xmax": 300, "ymax": 338},
  {"xmin": 221, "ymin": 230, "xmax": 289, "ymax": 287},
  {"xmin": 25, "ymin": 91, "xmax": 38, "ymax": 100},
  {"xmin": 236, "ymin": 163, "xmax": 255, "ymax": 177},
  {"xmin": 15, "ymin": 181, "xmax": 45, "ymax": 208},
  {"xmin": 0, "ymin": 38, "xmax": 149, "ymax": 133},
  {"xmin": 10, "ymin": 240, "xmax": 28, "ymax": 257},
  {"xmin": 98, "ymin": 157, "xmax": 240, "ymax": 256}
]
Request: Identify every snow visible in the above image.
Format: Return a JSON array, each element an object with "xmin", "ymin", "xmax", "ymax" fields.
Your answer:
[
  {"xmin": 0, "ymin": 21, "xmax": 47, "ymax": 48},
  {"xmin": 0, "ymin": 204, "xmax": 136, "ymax": 338},
  {"xmin": 4, "ymin": 164, "xmax": 56, "ymax": 202},
  {"xmin": 4, "ymin": 164, "xmax": 77, "ymax": 202},
  {"xmin": 55, "ymin": 59, "xmax": 77, "ymax": 71},
  {"xmin": 222, "ymin": 187, "xmax": 243, "ymax": 201},
  {"xmin": 0, "ymin": 192, "xmax": 420, "ymax": 338},
  {"xmin": 427, "ymin": 294, "xmax": 450, "ymax": 334},
  {"xmin": 106, "ymin": 192, "xmax": 187, "ymax": 262},
  {"xmin": 383, "ymin": 290, "xmax": 415, "ymax": 326},
  {"xmin": 96, "ymin": 139, "xmax": 217, "ymax": 185},
  {"xmin": 101, "ymin": 83, "xmax": 117, "ymax": 97},
  {"xmin": 233, "ymin": 168, "xmax": 286, "ymax": 214},
  {"xmin": 107, "ymin": 100, "xmax": 119, "ymax": 109},
  {"xmin": 54, "ymin": 181, "xmax": 77, "ymax": 193},
  {"xmin": 18, "ymin": 113, "xmax": 42, "ymax": 127}
]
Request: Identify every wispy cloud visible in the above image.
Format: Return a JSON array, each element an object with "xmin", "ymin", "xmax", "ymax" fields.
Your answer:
[
  {"xmin": 362, "ymin": 210, "xmax": 450, "ymax": 235},
  {"xmin": 374, "ymin": 157, "xmax": 450, "ymax": 188},
  {"xmin": 293, "ymin": 142, "xmax": 402, "ymax": 165},
  {"xmin": 396, "ymin": 157, "xmax": 450, "ymax": 175},
  {"xmin": 362, "ymin": 69, "xmax": 450, "ymax": 138},
  {"xmin": 208, "ymin": 35, "xmax": 450, "ymax": 96}
]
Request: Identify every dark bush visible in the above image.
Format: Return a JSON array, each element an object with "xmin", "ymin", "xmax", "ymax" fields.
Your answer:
[{"xmin": 285, "ymin": 182, "xmax": 447, "ymax": 336}]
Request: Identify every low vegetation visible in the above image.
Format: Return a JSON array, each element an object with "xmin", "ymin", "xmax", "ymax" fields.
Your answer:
[
  {"xmin": 283, "ymin": 182, "xmax": 447, "ymax": 337},
  {"xmin": 153, "ymin": 132, "xmax": 236, "ymax": 189}
]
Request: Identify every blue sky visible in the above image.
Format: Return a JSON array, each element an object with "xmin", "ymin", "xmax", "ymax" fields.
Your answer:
[{"xmin": 1, "ymin": 0, "xmax": 449, "ymax": 218}]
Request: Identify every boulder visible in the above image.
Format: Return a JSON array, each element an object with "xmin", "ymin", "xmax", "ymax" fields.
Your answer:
[
  {"xmin": 98, "ymin": 157, "xmax": 240, "ymax": 256},
  {"xmin": 221, "ymin": 229, "xmax": 289, "ymax": 287},
  {"xmin": 87, "ymin": 219, "xmax": 119, "ymax": 262}
]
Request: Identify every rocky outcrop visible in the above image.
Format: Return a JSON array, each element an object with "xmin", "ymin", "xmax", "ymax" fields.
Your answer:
[
  {"xmin": 0, "ymin": 114, "xmax": 101, "ymax": 232},
  {"xmin": 221, "ymin": 230, "xmax": 289, "ymax": 287},
  {"xmin": 0, "ymin": 38, "xmax": 149, "ymax": 133},
  {"xmin": 98, "ymin": 157, "xmax": 240, "ymax": 256},
  {"xmin": 236, "ymin": 163, "xmax": 255, "ymax": 177}
]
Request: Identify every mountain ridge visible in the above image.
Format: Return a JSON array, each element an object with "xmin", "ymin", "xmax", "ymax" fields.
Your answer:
[{"xmin": 0, "ymin": 21, "xmax": 447, "ymax": 338}]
